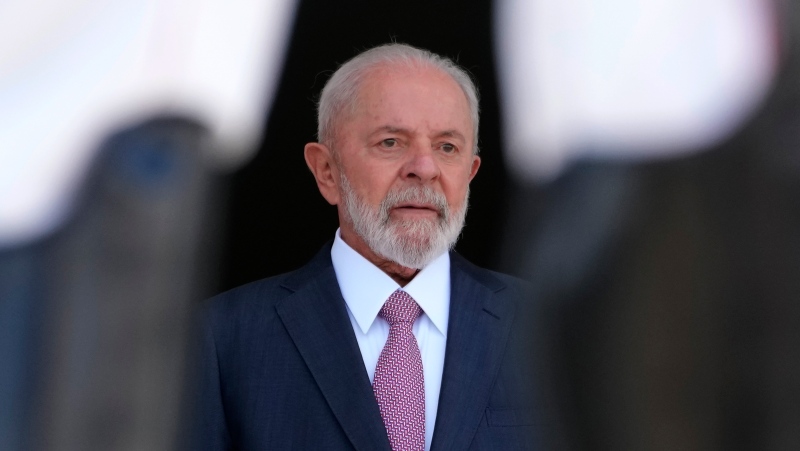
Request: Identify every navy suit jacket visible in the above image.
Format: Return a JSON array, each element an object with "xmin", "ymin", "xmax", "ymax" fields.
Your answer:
[{"xmin": 195, "ymin": 244, "xmax": 543, "ymax": 450}]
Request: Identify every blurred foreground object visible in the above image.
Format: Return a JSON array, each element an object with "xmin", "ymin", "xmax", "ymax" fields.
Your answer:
[
  {"xmin": 0, "ymin": 1, "xmax": 296, "ymax": 449},
  {"xmin": 496, "ymin": 1, "xmax": 800, "ymax": 450},
  {"xmin": 2, "ymin": 118, "xmax": 219, "ymax": 450},
  {"xmin": 495, "ymin": 0, "xmax": 778, "ymax": 181},
  {"xmin": 0, "ymin": 0, "xmax": 296, "ymax": 247}
]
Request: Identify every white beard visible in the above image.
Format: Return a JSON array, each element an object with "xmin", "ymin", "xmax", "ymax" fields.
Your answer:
[{"xmin": 340, "ymin": 173, "xmax": 469, "ymax": 269}]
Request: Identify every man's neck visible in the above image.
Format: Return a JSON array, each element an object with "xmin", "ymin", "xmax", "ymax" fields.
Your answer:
[{"xmin": 339, "ymin": 229, "xmax": 420, "ymax": 287}]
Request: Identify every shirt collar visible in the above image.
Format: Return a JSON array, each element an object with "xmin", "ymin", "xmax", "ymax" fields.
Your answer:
[{"xmin": 331, "ymin": 229, "xmax": 450, "ymax": 336}]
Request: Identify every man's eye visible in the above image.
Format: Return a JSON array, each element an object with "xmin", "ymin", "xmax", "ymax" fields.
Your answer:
[
  {"xmin": 441, "ymin": 143, "xmax": 456, "ymax": 153},
  {"xmin": 381, "ymin": 138, "xmax": 398, "ymax": 148}
]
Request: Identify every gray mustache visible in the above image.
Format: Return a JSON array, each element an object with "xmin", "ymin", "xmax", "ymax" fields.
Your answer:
[{"xmin": 380, "ymin": 186, "xmax": 450, "ymax": 219}]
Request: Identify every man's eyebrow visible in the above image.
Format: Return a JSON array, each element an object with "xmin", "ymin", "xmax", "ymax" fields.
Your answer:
[
  {"xmin": 371, "ymin": 125, "xmax": 410, "ymax": 135},
  {"xmin": 369, "ymin": 126, "xmax": 467, "ymax": 142},
  {"xmin": 437, "ymin": 130, "xmax": 466, "ymax": 141}
]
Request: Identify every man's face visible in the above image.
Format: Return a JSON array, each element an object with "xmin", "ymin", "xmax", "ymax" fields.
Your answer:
[{"xmin": 330, "ymin": 64, "xmax": 480, "ymax": 268}]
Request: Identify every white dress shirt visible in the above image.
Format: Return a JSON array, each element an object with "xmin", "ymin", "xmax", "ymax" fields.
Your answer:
[{"xmin": 331, "ymin": 229, "xmax": 450, "ymax": 451}]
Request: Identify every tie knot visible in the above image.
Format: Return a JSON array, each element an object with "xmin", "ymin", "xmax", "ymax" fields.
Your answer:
[{"xmin": 379, "ymin": 290, "xmax": 422, "ymax": 325}]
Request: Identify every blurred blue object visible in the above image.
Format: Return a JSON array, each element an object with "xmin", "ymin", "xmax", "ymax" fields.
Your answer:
[
  {"xmin": 0, "ymin": 245, "xmax": 45, "ymax": 451},
  {"xmin": 0, "ymin": 116, "xmax": 223, "ymax": 451}
]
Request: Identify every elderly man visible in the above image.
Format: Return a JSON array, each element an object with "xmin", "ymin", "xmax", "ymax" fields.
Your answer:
[{"xmin": 196, "ymin": 43, "xmax": 541, "ymax": 451}]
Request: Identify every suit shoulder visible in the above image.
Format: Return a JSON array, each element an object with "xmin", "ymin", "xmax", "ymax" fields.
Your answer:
[
  {"xmin": 202, "ymin": 243, "xmax": 334, "ymax": 328},
  {"xmin": 202, "ymin": 270, "xmax": 299, "ymax": 323},
  {"xmin": 479, "ymin": 269, "xmax": 534, "ymax": 308},
  {"xmin": 450, "ymin": 251, "xmax": 532, "ymax": 294},
  {"xmin": 491, "ymin": 269, "xmax": 531, "ymax": 291}
]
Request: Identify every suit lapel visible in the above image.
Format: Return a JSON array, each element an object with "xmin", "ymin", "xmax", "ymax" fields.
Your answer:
[
  {"xmin": 431, "ymin": 254, "xmax": 517, "ymax": 451},
  {"xmin": 275, "ymin": 253, "xmax": 391, "ymax": 451}
]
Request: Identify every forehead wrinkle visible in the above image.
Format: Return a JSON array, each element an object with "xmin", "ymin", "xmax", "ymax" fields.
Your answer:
[{"xmin": 336, "ymin": 64, "xmax": 474, "ymax": 145}]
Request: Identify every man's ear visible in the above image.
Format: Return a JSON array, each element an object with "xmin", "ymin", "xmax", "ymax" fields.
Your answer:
[
  {"xmin": 304, "ymin": 142, "xmax": 341, "ymax": 205},
  {"xmin": 468, "ymin": 155, "xmax": 481, "ymax": 182}
]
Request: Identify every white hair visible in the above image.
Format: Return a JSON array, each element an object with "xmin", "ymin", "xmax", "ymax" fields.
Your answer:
[
  {"xmin": 317, "ymin": 43, "xmax": 480, "ymax": 154},
  {"xmin": 339, "ymin": 172, "xmax": 470, "ymax": 269}
]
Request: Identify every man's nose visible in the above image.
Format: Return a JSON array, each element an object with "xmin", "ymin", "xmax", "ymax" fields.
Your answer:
[{"xmin": 402, "ymin": 143, "xmax": 440, "ymax": 183}]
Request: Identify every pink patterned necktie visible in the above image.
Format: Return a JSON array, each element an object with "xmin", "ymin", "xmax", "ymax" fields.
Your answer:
[{"xmin": 373, "ymin": 289, "xmax": 425, "ymax": 451}]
